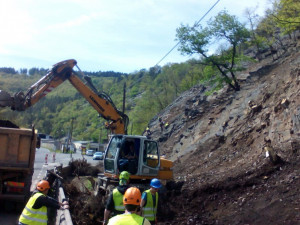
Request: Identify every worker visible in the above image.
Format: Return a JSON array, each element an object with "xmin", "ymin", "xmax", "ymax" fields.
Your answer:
[
  {"xmin": 107, "ymin": 187, "xmax": 151, "ymax": 225},
  {"xmin": 146, "ymin": 127, "xmax": 151, "ymax": 136},
  {"xmin": 18, "ymin": 180, "xmax": 69, "ymax": 225},
  {"xmin": 158, "ymin": 117, "xmax": 164, "ymax": 132},
  {"xmin": 124, "ymin": 142, "xmax": 137, "ymax": 160},
  {"xmin": 140, "ymin": 178, "xmax": 162, "ymax": 225},
  {"xmin": 164, "ymin": 122, "xmax": 169, "ymax": 129},
  {"xmin": 119, "ymin": 142, "xmax": 139, "ymax": 174},
  {"xmin": 103, "ymin": 171, "xmax": 131, "ymax": 225}
]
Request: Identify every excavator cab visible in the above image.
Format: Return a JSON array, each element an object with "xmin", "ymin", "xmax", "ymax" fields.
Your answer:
[{"xmin": 104, "ymin": 135, "xmax": 160, "ymax": 179}]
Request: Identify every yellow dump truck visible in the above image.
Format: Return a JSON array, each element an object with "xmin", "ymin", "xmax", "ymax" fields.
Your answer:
[{"xmin": 0, "ymin": 120, "xmax": 39, "ymax": 206}]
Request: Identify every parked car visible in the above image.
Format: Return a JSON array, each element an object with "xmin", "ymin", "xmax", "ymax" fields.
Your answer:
[
  {"xmin": 93, "ymin": 152, "xmax": 103, "ymax": 160},
  {"xmin": 86, "ymin": 149, "xmax": 95, "ymax": 156}
]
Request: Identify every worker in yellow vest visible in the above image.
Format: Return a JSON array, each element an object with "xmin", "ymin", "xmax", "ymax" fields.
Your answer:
[
  {"xmin": 18, "ymin": 180, "xmax": 69, "ymax": 225},
  {"xmin": 103, "ymin": 171, "xmax": 130, "ymax": 225},
  {"xmin": 140, "ymin": 178, "xmax": 162, "ymax": 225},
  {"xmin": 107, "ymin": 187, "xmax": 151, "ymax": 225}
]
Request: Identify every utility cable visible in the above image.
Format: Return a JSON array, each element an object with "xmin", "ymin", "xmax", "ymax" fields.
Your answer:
[
  {"xmin": 154, "ymin": 0, "xmax": 221, "ymax": 67},
  {"xmin": 126, "ymin": 0, "xmax": 221, "ymax": 91}
]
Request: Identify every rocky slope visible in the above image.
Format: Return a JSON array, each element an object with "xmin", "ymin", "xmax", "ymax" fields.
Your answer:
[{"xmin": 148, "ymin": 39, "xmax": 300, "ymax": 224}]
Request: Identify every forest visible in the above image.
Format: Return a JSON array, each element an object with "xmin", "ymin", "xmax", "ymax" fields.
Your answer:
[{"xmin": 0, "ymin": 0, "xmax": 298, "ymax": 142}]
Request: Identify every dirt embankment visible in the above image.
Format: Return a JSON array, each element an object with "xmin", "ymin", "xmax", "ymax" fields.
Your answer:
[{"xmin": 150, "ymin": 42, "xmax": 300, "ymax": 224}]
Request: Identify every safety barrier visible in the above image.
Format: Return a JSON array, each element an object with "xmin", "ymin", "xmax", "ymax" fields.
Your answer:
[
  {"xmin": 46, "ymin": 165, "xmax": 73, "ymax": 225},
  {"xmin": 56, "ymin": 187, "xmax": 73, "ymax": 225}
]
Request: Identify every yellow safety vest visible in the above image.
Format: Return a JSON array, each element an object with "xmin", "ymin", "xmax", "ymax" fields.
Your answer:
[
  {"xmin": 142, "ymin": 190, "xmax": 158, "ymax": 222},
  {"xmin": 113, "ymin": 188, "xmax": 125, "ymax": 213},
  {"xmin": 108, "ymin": 213, "xmax": 144, "ymax": 225},
  {"xmin": 19, "ymin": 192, "xmax": 48, "ymax": 225}
]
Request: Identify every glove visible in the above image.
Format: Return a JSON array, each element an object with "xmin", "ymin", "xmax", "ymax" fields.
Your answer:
[{"xmin": 62, "ymin": 201, "xmax": 69, "ymax": 205}]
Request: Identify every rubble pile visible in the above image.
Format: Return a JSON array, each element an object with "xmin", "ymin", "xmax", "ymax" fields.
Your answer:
[{"xmin": 64, "ymin": 160, "xmax": 104, "ymax": 225}]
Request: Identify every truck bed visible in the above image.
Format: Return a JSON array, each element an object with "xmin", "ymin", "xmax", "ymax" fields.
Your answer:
[
  {"xmin": 0, "ymin": 124, "xmax": 37, "ymax": 203},
  {"xmin": 0, "ymin": 127, "xmax": 35, "ymax": 169}
]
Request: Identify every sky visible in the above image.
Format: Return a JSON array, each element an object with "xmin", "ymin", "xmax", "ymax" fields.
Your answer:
[{"xmin": 0, "ymin": 0, "xmax": 272, "ymax": 73}]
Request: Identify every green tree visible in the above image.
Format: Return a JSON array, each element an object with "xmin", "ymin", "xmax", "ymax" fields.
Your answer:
[
  {"xmin": 273, "ymin": 0, "xmax": 300, "ymax": 38},
  {"xmin": 244, "ymin": 7, "xmax": 267, "ymax": 60},
  {"xmin": 176, "ymin": 11, "xmax": 250, "ymax": 91},
  {"xmin": 256, "ymin": 8, "xmax": 286, "ymax": 60}
]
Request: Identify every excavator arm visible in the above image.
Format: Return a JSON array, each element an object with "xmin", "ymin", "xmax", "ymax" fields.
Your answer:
[{"xmin": 0, "ymin": 59, "xmax": 128, "ymax": 134}]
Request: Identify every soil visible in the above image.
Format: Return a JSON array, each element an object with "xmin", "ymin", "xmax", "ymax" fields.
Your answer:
[
  {"xmin": 65, "ymin": 37, "xmax": 300, "ymax": 225},
  {"xmin": 153, "ymin": 40, "xmax": 300, "ymax": 225}
]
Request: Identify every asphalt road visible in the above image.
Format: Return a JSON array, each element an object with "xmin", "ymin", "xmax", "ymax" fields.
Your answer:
[{"xmin": 31, "ymin": 147, "xmax": 101, "ymax": 190}]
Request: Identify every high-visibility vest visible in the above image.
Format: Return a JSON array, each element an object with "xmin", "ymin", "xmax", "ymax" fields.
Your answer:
[
  {"xmin": 108, "ymin": 213, "xmax": 144, "ymax": 225},
  {"xmin": 142, "ymin": 190, "xmax": 158, "ymax": 222},
  {"xmin": 19, "ymin": 192, "xmax": 48, "ymax": 225},
  {"xmin": 113, "ymin": 188, "xmax": 125, "ymax": 213}
]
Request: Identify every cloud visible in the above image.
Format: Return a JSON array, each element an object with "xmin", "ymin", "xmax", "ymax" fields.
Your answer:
[
  {"xmin": 45, "ymin": 13, "xmax": 98, "ymax": 31},
  {"xmin": 0, "ymin": 0, "xmax": 272, "ymax": 73},
  {"xmin": 0, "ymin": 1, "xmax": 36, "ymax": 48}
]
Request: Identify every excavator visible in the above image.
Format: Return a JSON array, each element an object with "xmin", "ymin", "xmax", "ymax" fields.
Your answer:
[{"xmin": 0, "ymin": 59, "xmax": 173, "ymax": 192}]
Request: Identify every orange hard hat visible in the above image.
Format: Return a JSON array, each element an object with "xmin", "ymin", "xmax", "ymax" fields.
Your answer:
[
  {"xmin": 36, "ymin": 180, "xmax": 50, "ymax": 191},
  {"xmin": 123, "ymin": 187, "xmax": 141, "ymax": 206}
]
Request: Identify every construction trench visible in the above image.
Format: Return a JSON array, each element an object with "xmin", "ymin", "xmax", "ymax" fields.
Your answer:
[{"xmin": 52, "ymin": 159, "xmax": 178, "ymax": 225}]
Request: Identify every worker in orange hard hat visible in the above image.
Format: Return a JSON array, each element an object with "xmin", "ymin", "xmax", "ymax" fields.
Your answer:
[
  {"xmin": 18, "ymin": 180, "xmax": 69, "ymax": 225},
  {"xmin": 107, "ymin": 187, "xmax": 151, "ymax": 225}
]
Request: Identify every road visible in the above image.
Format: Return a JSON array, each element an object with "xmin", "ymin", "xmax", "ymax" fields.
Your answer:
[{"xmin": 31, "ymin": 147, "xmax": 101, "ymax": 191}]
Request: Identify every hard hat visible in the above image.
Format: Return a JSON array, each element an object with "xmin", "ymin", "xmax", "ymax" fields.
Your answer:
[
  {"xmin": 123, "ymin": 187, "xmax": 141, "ymax": 205},
  {"xmin": 119, "ymin": 171, "xmax": 130, "ymax": 181},
  {"xmin": 36, "ymin": 180, "xmax": 50, "ymax": 191},
  {"xmin": 119, "ymin": 171, "xmax": 130, "ymax": 185},
  {"xmin": 150, "ymin": 178, "xmax": 162, "ymax": 189}
]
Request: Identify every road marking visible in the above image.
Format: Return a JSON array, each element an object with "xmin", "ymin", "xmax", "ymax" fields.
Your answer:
[{"xmin": 31, "ymin": 164, "xmax": 48, "ymax": 192}]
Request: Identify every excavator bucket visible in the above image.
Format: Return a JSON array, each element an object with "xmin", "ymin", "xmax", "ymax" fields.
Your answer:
[{"xmin": 0, "ymin": 90, "xmax": 13, "ymax": 107}]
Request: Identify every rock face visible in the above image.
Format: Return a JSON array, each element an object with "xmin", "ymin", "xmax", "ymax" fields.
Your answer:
[{"xmin": 149, "ymin": 41, "xmax": 300, "ymax": 224}]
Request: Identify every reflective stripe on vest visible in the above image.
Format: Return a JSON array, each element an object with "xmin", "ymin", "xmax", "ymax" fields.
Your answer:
[
  {"xmin": 142, "ymin": 190, "xmax": 158, "ymax": 221},
  {"xmin": 113, "ymin": 188, "xmax": 125, "ymax": 212},
  {"xmin": 108, "ymin": 213, "xmax": 144, "ymax": 225},
  {"xmin": 19, "ymin": 192, "xmax": 48, "ymax": 225}
]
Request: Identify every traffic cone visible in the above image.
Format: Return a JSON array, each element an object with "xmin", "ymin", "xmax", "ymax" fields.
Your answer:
[{"xmin": 45, "ymin": 154, "xmax": 48, "ymax": 165}]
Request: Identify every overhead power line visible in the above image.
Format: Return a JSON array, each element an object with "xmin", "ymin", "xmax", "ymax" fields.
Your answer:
[
  {"xmin": 125, "ymin": 0, "xmax": 221, "ymax": 91},
  {"xmin": 154, "ymin": 0, "xmax": 221, "ymax": 67}
]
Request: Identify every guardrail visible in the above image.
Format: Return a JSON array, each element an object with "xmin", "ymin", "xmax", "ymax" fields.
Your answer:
[
  {"xmin": 56, "ymin": 187, "xmax": 73, "ymax": 225},
  {"xmin": 47, "ymin": 165, "xmax": 73, "ymax": 225}
]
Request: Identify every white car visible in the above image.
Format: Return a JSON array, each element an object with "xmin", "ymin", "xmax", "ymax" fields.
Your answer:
[
  {"xmin": 86, "ymin": 149, "xmax": 95, "ymax": 156},
  {"xmin": 93, "ymin": 152, "xmax": 103, "ymax": 160}
]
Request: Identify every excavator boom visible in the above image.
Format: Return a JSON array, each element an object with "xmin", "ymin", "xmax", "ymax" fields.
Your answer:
[
  {"xmin": 0, "ymin": 59, "xmax": 128, "ymax": 134},
  {"xmin": 0, "ymin": 59, "xmax": 173, "ymax": 189}
]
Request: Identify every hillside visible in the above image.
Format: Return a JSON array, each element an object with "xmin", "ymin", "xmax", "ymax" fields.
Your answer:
[{"xmin": 147, "ymin": 39, "xmax": 300, "ymax": 224}]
